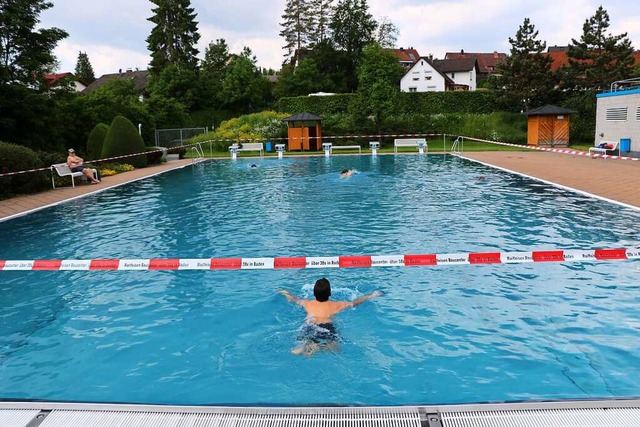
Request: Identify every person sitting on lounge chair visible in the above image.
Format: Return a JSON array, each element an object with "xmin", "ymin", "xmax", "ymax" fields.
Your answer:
[{"xmin": 67, "ymin": 149, "xmax": 100, "ymax": 184}]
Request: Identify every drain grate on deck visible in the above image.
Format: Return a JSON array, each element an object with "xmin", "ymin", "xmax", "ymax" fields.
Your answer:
[
  {"xmin": 0, "ymin": 409, "xmax": 41, "ymax": 427},
  {"xmin": 440, "ymin": 407, "xmax": 640, "ymax": 427},
  {"xmin": 1, "ymin": 406, "xmax": 423, "ymax": 427},
  {"xmin": 3, "ymin": 401, "xmax": 640, "ymax": 427}
]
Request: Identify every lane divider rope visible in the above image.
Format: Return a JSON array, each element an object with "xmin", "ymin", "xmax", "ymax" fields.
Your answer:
[{"xmin": 1, "ymin": 247, "xmax": 638, "ymax": 271}]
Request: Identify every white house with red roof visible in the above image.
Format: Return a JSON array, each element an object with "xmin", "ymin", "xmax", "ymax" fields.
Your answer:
[
  {"xmin": 432, "ymin": 57, "xmax": 479, "ymax": 90},
  {"xmin": 43, "ymin": 73, "xmax": 86, "ymax": 92},
  {"xmin": 400, "ymin": 57, "xmax": 454, "ymax": 92},
  {"xmin": 444, "ymin": 50, "xmax": 506, "ymax": 82},
  {"xmin": 388, "ymin": 47, "xmax": 420, "ymax": 69}
]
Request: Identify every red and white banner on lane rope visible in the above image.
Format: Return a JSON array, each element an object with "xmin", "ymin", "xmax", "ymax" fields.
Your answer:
[{"xmin": 1, "ymin": 248, "xmax": 638, "ymax": 271}]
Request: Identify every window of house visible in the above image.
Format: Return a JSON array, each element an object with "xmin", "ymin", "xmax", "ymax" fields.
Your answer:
[
  {"xmin": 636, "ymin": 106, "xmax": 640, "ymax": 121},
  {"xmin": 451, "ymin": 72, "xmax": 455, "ymax": 78},
  {"xmin": 408, "ymin": 87, "xmax": 417, "ymax": 92},
  {"xmin": 606, "ymin": 107, "xmax": 627, "ymax": 121},
  {"xmin": 427, "ymin": 85, "xmax": 436, "ymax": 89},
  {"xmin": 413, "ymin": 77, "xmax": 419, "ymax": 81},
  {"xmin": 425, "ymin": 76, "xmax": 432, "ymax": 80}
]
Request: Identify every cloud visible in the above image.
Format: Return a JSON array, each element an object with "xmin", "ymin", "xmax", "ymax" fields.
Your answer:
[
  {"xmin": 54, "ymin": 41, "xmax": 150, "ymax": 76},
  {"xmin": 41, "ymin": 0, "xmax": 640, "ymax": 76}
]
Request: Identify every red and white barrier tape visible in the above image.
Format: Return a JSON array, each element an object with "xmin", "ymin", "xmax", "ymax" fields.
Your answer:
[
  {"xmin": 2, "ymin": 133, "xmax": 636, "ymax": 178},
  {"xmin": 1, "ymin": 248, "xmax": 638, "ymax": 271},
  {"xmin": 460, "ymin": 136, "xmax": 639, "ymax": 161}
]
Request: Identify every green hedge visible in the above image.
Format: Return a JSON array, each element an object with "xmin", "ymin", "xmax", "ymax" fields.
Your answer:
[
  {"xmin": 274, "ymin": 91, "xmax": 497, "ymax": 116},
  {"xmin": 0, "ymin": 142, "xmax": 50, "ymax": 198},
  {"xmin": 86, "ymin": 123, "xmax": 109, "ymax": 161},
  {"xmin": 101, "ymin": 116, "xmax": 148, "ymax": 168}
]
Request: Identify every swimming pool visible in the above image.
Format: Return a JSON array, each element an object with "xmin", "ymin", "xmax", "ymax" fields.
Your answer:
[{"xmin": 1, "ymin": 154, "xmax": 639, "ymax": 406}]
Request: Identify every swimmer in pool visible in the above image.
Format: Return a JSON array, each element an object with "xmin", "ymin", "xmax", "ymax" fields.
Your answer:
[
  {"xmin": 278, "ymin": 278, "xmax": 382, "ymax": 356},
  {"xmin": 340, "ymin": 169, "xmax": 354, "ymax": 178},
  {"xmin": 250, "ymin": 164, "xmax": 258, "ymax": 168}
]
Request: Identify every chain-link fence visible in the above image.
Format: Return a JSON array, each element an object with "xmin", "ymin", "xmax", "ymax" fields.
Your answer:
[{"xmin": 155, "ymin": 128, "xmax": 208, "ymax": 148}]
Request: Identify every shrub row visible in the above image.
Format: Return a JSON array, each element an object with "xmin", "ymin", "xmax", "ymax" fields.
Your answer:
[{"xmin": 274, "ymin": 91, "xmax": 498, "ymax": 116}]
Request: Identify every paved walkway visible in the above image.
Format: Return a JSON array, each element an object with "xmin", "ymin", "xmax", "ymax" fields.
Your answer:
[
  {"xmin": 461, "ymin": 151, "xmax": 640, "ymax": 209},
  {"xmin": 1, "ymin": 151, "xmax": 639, "ymax": 222},
  {"xmin": 0, "ymin": 159, "xmax": 195, "ymax": 221}
]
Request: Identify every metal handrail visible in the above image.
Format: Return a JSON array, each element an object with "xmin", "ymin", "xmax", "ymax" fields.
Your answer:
[{"xmin": 451, "ymin": 136, "xmax": 463, "ymax": 154}]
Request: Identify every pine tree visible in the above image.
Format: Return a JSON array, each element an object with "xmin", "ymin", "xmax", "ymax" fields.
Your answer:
[
  {"xmin": 0, "ymin": 0, "xmax": 67, "ymax": 85},
  {"xmin": 146, "ymin": 0, "xmax": 201, "ymax": 76},
  {"xmin": 564, "ymin": 6, "xmax": 634, "ymax": 92},
  {"xmin": 308, "ymin": 0, "xmax": 334, "ymax": 46},
  {"xmin": 330, "ymin": 0, "xmax": 377, "ymax": 91},
  {"xmin": 493, "ymin": 18, "xmax": 555, "ymax": 111},
  {"xmin": 74, "ymin": 51, "xmax": 96, "ymax": 84},
  {"xmin": 279, "ymin": 0, "xmax": 314, "ymax": 61}
]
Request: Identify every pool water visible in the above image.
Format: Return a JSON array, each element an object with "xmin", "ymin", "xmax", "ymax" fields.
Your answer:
[{"xmin": 1, "ymin": 154, "xmax": 640, "ymax": 406}]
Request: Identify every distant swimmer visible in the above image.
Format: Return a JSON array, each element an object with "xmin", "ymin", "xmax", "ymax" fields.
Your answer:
[
  {"xmin": 250, "ymin": 164, "xmax": 258, "ymax": 168},
  {"xmin": 475, "ymin": 176, "xmax": 487, "ymax": 184},
  {"xmin": 340, "ymin": 169, "xmax": 354, "ymax": 178},
  {"xmin": 278, "ymin": 277, "xmax": 382, "ymax": 356}
]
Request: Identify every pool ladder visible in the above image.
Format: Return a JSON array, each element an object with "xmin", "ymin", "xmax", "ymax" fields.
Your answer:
[
  {"xmin": 451, "ymin": 136, "xmax": 463, "ymax": 155},
  {"xmin": 191, "ymin": 142, "xmax": 205, "ymax": 164}
]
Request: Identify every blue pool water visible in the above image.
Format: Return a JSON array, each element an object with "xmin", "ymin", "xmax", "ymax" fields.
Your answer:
[{"xmin": 1, "ymin": 154, "xmax": 640, "ymax": 406}]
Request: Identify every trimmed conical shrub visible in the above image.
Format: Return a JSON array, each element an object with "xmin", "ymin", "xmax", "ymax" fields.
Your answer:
[
  {"xmin": 101, "ymin": 116, "xmax": 147, "ymax": 168},
  {"xmin": 86, "ymin": 123, "xmax": 109, "ymax": 161}
]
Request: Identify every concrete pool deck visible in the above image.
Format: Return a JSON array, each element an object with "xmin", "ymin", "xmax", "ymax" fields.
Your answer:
[
  {"xmin": 0, "ymin": 158, "xmax": 195, "ymax": 222},
  {"xmin": 1, "ymin": 151, "xmax": 639, "ymax": 222}
]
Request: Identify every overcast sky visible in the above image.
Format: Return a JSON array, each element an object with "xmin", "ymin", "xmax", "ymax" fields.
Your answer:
[{"xmin": 40, "ymin": 0, "xmax": 640, "ymax": 77}]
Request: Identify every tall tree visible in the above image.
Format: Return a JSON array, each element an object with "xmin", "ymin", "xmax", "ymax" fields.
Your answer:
[
  {"xmin": 352, "ymin": 43, "xmax": 404, "ymax": 136},
  {"xmin": 375, "ymin": 17, "xmax": 399, "ymax": 49},
  {"xmin": 492, "ymin": 18, "xmax": 555, "ymax": 111},
  {"xmin": 308, "ymin": 0, "xmax": 334, "ymax": 46},
  {"xmin": 0, "ymin": 0, "xmax": 67, "ymax": 86},
  {"xmin": 330, "ymin": 0, "xmax": 377, "ymax": 91},
  {"xmin": 222, "ymin": 48, "xmax": 271, "ymax": 112},
  {"xmin": 199, "ymin": 39, "xmax": 230, "ymax": 107},
  {"xmin": 279, "ymin": 0, "xmax": 313, "ymax": 61},
  {"xmin": 146, "ymin": 0, "xmax": 200, "ymax": 76},
  {"xmin": 563, "ymin": 6, "xmax": 634, "ymax": 93},
  {"xmin": 74, "ymin": 51, "xmax": 96, "ymax": 84}
]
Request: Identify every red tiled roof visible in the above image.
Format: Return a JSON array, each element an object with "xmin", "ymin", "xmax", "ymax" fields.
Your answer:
[
  {"xmin": 389, "ymin": 48, "xmax": 420, "ymax": 64},
  {"xmin": 542, "ymin": 50, "xmax": 640, "ymax": 72},
  {"xmin": 43, "ymin": 72, "xmax": 73, "ymax": 86},
  {"xmin": 444, "ymin": 52, "xmax": 506, "ymax": 74}
]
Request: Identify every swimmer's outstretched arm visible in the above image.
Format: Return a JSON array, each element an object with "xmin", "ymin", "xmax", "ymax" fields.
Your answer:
[
  {"xmin": 278, "ymin": 289, "xmax": 301, "ymax": 304},
  {"xmin": 351, "ymin": 290, "xmax": 383, "ymax": 307}
]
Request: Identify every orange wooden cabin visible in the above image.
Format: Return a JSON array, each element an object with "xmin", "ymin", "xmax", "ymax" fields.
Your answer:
[
  {"xmin": 282, "ymin": 112, "xmax": 323, "ymax": 151},
  {"xmin": 526, "ymin": 105, "xmax": 575, "ymax": 147}
]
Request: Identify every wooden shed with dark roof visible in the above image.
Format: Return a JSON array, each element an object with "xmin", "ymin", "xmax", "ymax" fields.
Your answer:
[
  {"xmin": 282, "ymin": 112, "xmax": 323, "ymax": 151},
  {"xmin": 526, "ymin": 105, "xmax": 576, "ymax": 147}
]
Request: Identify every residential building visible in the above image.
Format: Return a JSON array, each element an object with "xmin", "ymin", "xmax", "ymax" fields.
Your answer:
[
  {"xmin": 388, "ymin": 47, "xmax": 420, "ymax": 69},
  {"xmin": 43, "ymin": 73, "xmax": 87, "ymax": 92},
  {"xmin": 444, "ymin": 50, "xmax": 506, "ymax": 82},
  {"xmin": 83, "ymin": 69, "xmax": 150, "ymax": 97},
  {"xmin": 400, "ymin": 57, "xmax": 454, "ymax": 92},
  {"xmin": 432, "ymin": 57, "xmax": 479, "ymax": 90}
]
